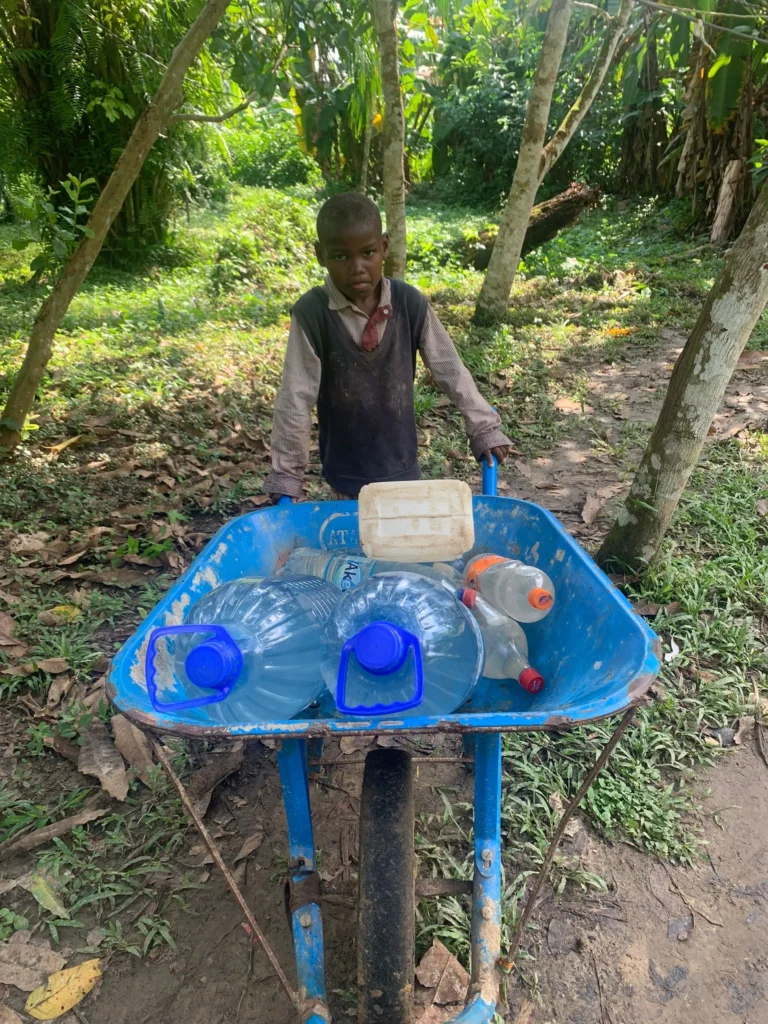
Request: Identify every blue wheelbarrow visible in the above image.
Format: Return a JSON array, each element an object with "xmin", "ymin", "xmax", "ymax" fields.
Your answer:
[{"xmin": 107, "ymin": 461, "xmax": 660, "ymax": 1024}]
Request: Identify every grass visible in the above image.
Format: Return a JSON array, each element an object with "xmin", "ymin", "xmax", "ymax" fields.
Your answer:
[{"xmin": 2, "ymin": 185, "xmax": 767, "ymax": 967}]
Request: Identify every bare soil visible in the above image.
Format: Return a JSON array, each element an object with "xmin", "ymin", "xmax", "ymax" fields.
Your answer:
[
  {"xmin": 78, "ymin": 736, "xmax": 768, "ymax": 1024},
  {"xmin": 3, "ymin": 334, "xmax": 767, "ymax": 1024}
]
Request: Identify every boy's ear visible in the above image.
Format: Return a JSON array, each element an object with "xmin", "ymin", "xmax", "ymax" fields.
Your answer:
[
  {"xmin": 314, "ymin": 240, "xmax": 325, "ymax": 266},
  {"xmin": 381, "ymin": 233, "xmax": 391, "ymax": 258}
]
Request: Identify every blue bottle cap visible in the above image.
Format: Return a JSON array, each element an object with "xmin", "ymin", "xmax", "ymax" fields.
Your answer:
[
  {"xmin": 352, "ymin": 622, "xmax": 407, "ymax": 675},
  {"xmin": 185, "ymin": 639, "xmax": 241, "ymax": 691}
]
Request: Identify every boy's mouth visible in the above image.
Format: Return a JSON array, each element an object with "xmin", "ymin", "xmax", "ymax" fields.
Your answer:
[{"xmin": 349, "ymin": 282, "xmax": 371, "ymax": 293}]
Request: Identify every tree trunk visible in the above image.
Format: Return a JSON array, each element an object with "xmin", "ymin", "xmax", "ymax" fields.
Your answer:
[
  {"xmin": 360, "ymin": 114, "xmax": 373, "ymax": 193},
  {"xmin": 597, "ymin": 182, "xmax": 768, "ymax": 570},
  {"xmin": 539, "ymin": 0, "xmax": 633, "ymax": 179},
  {"xmin": 0, "ymin": 0, "xmax": 232, "ymax": 455},
  {"xmin": 474, "ymin": 0, "xmax": 574, "ymax": 321},
  {"xmin": 711, "ymin": 159, "xmax": 745, "ymax": 242},
  {"xmin": 371, "ymin": 0, "xmax": 407, "ymax": 279},
  {"xmin": 467, "ymin": 183, "xmax": 600, "ymax": 270}
]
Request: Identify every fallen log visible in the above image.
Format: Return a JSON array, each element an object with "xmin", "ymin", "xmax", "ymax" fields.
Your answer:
[{"xmin": 464, "ymin": 182, "xmax": 600, "ymax": 270}]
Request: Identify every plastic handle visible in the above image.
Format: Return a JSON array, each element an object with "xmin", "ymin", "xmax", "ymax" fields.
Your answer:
[
  {"xmin": 335, "ymin": 623, "xmax": 424, "ymax": 716},
  {"xmin": 482, "ymin": 455, "xmax": 498, "ymax": 497},
  {"xmin": 277, "ymin": 496, "xmax": 293, "ymax": 506},
  {"xmin": 145, "ymin": 624, "xmax": 242, "ymax": 712}
]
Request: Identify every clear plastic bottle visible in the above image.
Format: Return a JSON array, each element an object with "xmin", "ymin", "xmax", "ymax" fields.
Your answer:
[
  {"xmin": 458, "ymin": 589, "xmax": 544, "ymax": 693},
  {"xmin": 320, "ymin": 572, "xmax": 483, "ymax": 718},
  {"xmin": 283, "ymin": 547, "xmax": 462, "ymax": 591},
  {"xmin": 145, "ymin": 576, "xmax": 341, "ymax": 722},
  {"xmin": 464, "ymin": 554, "xmax": 555, "ymax": 623}
]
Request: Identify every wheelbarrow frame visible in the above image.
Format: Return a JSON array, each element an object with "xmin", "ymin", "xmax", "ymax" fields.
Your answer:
[{"xmin": 109, "ymin": 460, "xmax": 660, "ymax": 1024}]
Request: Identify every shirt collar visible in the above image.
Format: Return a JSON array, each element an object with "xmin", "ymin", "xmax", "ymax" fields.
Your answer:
[{"xmin": 325, "ymin": 275, "xmax": 391, "ymax": 315}]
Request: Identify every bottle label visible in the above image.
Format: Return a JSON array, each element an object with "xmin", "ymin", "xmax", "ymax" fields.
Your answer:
[{"xmin": 331, "ymin": 559, "xmax": 362, "ymax": 590}]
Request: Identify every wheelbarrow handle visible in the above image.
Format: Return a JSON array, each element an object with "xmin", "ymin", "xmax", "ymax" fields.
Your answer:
[{"xmin": 482, "ymin": 454, "xmax": 498, "ymax": 497}]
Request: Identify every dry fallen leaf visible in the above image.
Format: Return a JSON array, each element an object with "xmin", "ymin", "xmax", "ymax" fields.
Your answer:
[
  {"xmin": 233, "ymin": 829, "xmax": 265, "ymax": 864},
  {"xmin": 756, "ymin": 499, "xmax": 768, "ymax": 517},
  {"xmin": 0, "ymin": 941, "xmax": 66, "ymax": 993},
  {"xmin": 339, "ymin": 736, "xmax": 373, "ymax": 754},
  {"xmin": 25, "ymin": 958, "xmax": 101, "ymax": 1020},
  {"xmin": 733, "ymin": 716, "xmax": 755, "ymax": 745},
  {"xmin": 18, "ymin": 872, "xmax": 69, "ymax": 920},
  {"xmin": 46, "ymin": 673, "xmax": 73, "ymax": 710},
  {"xmin": 36, "ymin": 658, "xmax": 70, "ymax": 674},
  {"xmin": 38, "ymin": 605, "xmax": 81, "ymax": 627},
  {"xmin": 45, "ymin": 435, "xmax": 82, "ymax": 456},
  {"xmin": 581, "ymin": 493, "xmax": 603, "ymax": 527},
  {"xmin": 78, "ymin": 719, "xmax": 129, "ymax": 801},
  {"xmin": 415, "ymin": 938, "xmax": 469, "ymax": 1015},
  {"xmin": 111, "ymin": 715, "xmax": 155, "ymax": 786},
  {"xmin": 633, "ymin": 600, "xmax": 660, "ymax": 618},
  {"xmin": 57, "ymin": 550, "xmax": 88, "ymax": 567},
  {"xmin": 0, "ymin": 1004, "xmax": 25, "ymax": 1023},
  {"xmin": 0, "ymin": 612, "xmax": 17, "ymax": 645},
  {"xmin": 9, "ymin": 532, "xmax": 49, "ymax": 555},
  {"xmin": 186, "ymin": 741, "xmax": 244, "ymax": 817}
]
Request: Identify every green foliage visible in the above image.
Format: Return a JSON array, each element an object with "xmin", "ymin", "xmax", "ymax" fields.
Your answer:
[
  {"xmin": 209, "ymin": 231, "xmax": 263, "ymax": 295},
  {"xmin": 225, "ymin": 113, "xmax": 321, "ymax": 189},
  {"xmin": 11, "ymin": 174, "xmax": 96, "ymax": 281}
]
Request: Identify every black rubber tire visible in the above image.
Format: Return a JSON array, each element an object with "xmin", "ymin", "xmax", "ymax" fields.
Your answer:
[{"xmin": 357, "ymin": 747, "xmax": 415, "ymax": 1024}]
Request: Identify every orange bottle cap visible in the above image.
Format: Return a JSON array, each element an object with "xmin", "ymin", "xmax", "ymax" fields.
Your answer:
[
  {"xmin": 528, "ymin": 587, "xmax": 554, "ymax": 611},
  {"xmin": 465, "ymin": 554, "xmax": 507, "ymax": 590}
]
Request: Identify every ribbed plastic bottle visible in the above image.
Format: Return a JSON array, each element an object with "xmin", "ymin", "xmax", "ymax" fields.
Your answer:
[
  {"xmin": 144, "ymin": 576, "xmax": 340, "ymax": 722},
  {"xmin": 458, "ymin": 588, "xmax": 544, "ymax": 693},
  {"xmin": 320, "ymin": 572, "xmax": 483, "ymax": 718},
  {"xmin": 283, "ymin": 547, "xmax": 462, "ymax": 591},
  {"xmin": 465, "ymin": 554, "xmax": 555, "ymax": 623}
]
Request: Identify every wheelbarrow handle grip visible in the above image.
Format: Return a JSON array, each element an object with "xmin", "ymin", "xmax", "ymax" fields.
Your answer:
[{"xmin": 482, "ymin": 454, "xmax": 498, "ymax": 497}]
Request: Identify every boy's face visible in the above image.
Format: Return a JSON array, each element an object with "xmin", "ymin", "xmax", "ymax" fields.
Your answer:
[{"xmin": 315, "ymin": 226, "xmax": 390, "ymax": 308}]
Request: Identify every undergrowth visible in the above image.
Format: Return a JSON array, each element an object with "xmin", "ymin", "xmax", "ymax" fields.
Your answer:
[{"xmin": 2, "ymin": 186, "xmax": 767, "ymax": 965}]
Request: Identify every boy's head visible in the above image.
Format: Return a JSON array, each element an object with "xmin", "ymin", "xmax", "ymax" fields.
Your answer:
[{"xmin": 315, "ymin": 193, "xmax": 389, "ymax": 306}]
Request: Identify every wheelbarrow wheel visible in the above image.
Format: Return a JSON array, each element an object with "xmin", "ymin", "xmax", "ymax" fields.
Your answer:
[{"xmin": 357, "ymin": 747, "xmax": 414, "ymax": 1024}]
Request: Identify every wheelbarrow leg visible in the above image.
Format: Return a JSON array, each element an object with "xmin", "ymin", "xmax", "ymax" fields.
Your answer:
[
  {"xmin": 446, "ymin": 733, "xmax": 502, "ymax": 1023},
  {"xmin": 277, "ymin": 739, "xmax": 330, "ymax": 1023}
]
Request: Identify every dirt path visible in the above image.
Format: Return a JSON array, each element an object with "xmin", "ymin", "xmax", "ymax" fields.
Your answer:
[
  {"xmin": 85, "ymin": 737, "xmax": 768, "ymax": 1024},
  {"xmin": 3, "ymin": 332, "xmax": 767, "ymax": 1024}
]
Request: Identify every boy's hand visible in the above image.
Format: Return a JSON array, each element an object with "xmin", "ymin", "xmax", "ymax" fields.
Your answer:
[{"xmin": 483, "ymin": 446, "xmax": 512, "ymax": 466}]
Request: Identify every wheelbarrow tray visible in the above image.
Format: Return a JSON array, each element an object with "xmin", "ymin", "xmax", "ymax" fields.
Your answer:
[{"xmin": 107, "ymin": 497, "xmax": 660, "ymax": 738}]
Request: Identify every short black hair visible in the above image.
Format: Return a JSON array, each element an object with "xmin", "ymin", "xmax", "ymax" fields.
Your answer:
[{"xmin": 316, "ymin": 193, "xmax": 383, "ymax": 245}]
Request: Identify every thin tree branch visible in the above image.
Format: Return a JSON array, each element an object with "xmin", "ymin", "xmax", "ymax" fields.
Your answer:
[
  {"xmin": 169, "ymin": 90, "xmax": 260, "ymax": 123},
  {"xmin": 540, "ymin": 0, "xmax": 634, "ymax": 180},
  {"xmin": 574, "ymin": 2, "xmax": 613, "ymax": 22},
  {"xmin": 169, "ymin": 44, "xmax": 289, "ymax": 124},
  {"xmin": 635, "ymin": 0, "xmax": 768, "ymax": 45}
]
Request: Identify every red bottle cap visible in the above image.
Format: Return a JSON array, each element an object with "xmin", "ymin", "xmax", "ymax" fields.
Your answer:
[
  {"xmin": 459, "ymin": 587, "xmax": 477, "ymax": 609},
  {"xmin": 519, "ymin": 668, "xmax": 545, "ymax": 693}
]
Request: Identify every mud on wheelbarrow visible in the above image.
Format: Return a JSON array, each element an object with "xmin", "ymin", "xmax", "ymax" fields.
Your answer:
[{"xmin": 107, "ymin": 461, "xmax": 660, "ymax": 1024}]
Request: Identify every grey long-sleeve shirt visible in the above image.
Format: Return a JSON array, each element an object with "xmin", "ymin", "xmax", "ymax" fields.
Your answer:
[{"xmin": 264, "ymin": 276, "xmax": 511, "ymax": 498}]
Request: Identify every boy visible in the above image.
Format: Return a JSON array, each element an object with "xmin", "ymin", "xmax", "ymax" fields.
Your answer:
[{"xmin": 264, "ymin": 193, "xmax": 512, "ymax": 502}]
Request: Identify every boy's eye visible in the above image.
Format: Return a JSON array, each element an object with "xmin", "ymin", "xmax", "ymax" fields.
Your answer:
[
  {"xmin": 362, "ymin": 249, "xmax": 375, "ymax": 256},
  {"xmin": 332, "ymin": 254, "xmax": 346, "ymax": 261}
]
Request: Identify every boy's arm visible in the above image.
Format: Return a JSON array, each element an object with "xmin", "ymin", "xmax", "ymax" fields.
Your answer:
[
  {"xmin": 419, "ymin": 304, "xmax": 513, "ymax": 461},
  {"xmin": 263, "ymin": 317, "xmax": 321, "ymax": 499}
]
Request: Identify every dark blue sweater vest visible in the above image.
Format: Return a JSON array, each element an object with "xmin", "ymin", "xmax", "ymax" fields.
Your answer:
[{"xmin": 291, "ymin": 279, "xmax": 428, "ymax": 496}]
